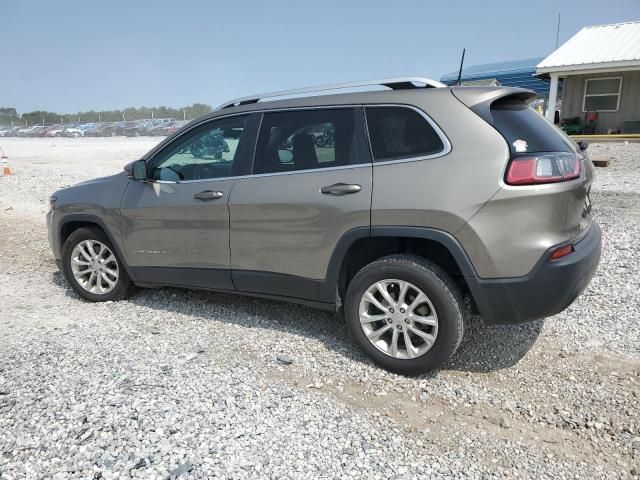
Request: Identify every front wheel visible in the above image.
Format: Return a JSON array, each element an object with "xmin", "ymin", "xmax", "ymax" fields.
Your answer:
[
  {"xmin": 61, "ymin": 227, "xmax": 133, "ymax": 302},
  {"xmin": 344, "ymin": 254, "xmax": 463, "ymax": 375}
]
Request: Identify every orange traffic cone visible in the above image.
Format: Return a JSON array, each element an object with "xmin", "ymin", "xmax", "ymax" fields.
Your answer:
[{"xmin": 1, "ymin": 147, "xmax": 9, "ymax": 176}]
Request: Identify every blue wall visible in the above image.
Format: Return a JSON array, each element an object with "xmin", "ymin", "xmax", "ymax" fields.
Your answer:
[{"xmin": 440, "ymin": 57, "xmax": 553, "ymax": 97}]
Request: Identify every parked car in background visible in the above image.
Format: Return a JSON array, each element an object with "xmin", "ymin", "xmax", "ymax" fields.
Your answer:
[
  {"xmin": 110, "ymin": 121, "xmax": 136, "ymax": 136},
  {"xmin": 2, "ymin": 117, "xmax": 195, "ymax": 138},
  {"xmin": 124, "ymin": 120, "xmax": 153, "ymax": 137},
  {"xmin": 154, "ymin": 120, "xmax": 189, "ymax": 136},
  {"xmin": 63, "ymin": 126, "xmax": 84, "ymax": 137},
  {"xmin": 81, "ymin": 124, "xmax": 101, "ymax": 136},
  {"xmin": 146, "ymin": 122, "xmax": 169, "ymax": 136},
  {"xmin": 44, "ymin": 125, "xmax": 66, "ymax": 137},
  {"xmin": 0, "ymin": 126, "xmax": 21, "ymax": 137},
  {"xmin": 85, "ymin": 123, "xmax": 118, "ymax": 137},
  {"xmin": 125, "ymin": 119, "xmax": 176, "ymax": 136},
  {"xmin": 18, "ymin": 126, "xmax": 48, "ymax": 137}
]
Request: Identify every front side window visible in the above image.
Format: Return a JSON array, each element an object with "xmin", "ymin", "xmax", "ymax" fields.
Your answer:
[
  {"xmin": 583, "ymin": 77, "xmax": 622, "ymax": 112},
  {"xmin": 365, "ymin": 107, "xmax": 445, "ymax": 162},
  {"xmin": 151, "ymin": 115, "xmax": 248, "ymax": 181},
  {"xmin": 253, "ymin": 109, "xmax": 356, "ymax": 175}
]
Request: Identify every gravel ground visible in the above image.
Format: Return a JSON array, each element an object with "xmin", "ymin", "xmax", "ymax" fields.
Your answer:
[{"xmin": 0, "ymin": 138, "xmax": 638, "ymax": 479}]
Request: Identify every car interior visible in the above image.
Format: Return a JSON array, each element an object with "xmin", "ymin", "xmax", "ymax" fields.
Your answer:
[{"xmin": 253, "ymin": 110, "xmax": 356, "ymax": 174}]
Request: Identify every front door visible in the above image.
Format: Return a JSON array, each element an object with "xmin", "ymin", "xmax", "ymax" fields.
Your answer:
[
  {"xmin": 228, "ymin": 107, "xmax": 372, "ymax": 301},
  {"xmin": 120, "ymin": 114, "xmax": 253, "ymax": 289}
]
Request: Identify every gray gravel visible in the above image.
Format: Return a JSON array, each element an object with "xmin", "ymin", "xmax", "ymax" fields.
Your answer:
[{"xmin": 0, "ymin": 138, "xmax": 638, "ymax": 479}]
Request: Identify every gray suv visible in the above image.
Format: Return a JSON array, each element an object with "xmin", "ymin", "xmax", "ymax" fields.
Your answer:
[{"xmin": 47, "ymin": 77, "xmax": 601, "ymax": 374}]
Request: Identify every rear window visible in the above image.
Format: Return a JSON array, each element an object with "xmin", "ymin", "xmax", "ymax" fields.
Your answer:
[
  {"xmin": 365, "ymin": 107, "xmax": 445, "ymax": 162},
  {"xmin": 491, "ymin": 99, "xmax": 573, "ymax": 154}
]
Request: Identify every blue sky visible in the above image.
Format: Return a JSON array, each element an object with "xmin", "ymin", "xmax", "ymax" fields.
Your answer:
[{"xmin": 3, "ymin": 0, "xmax": 639, "ymax": 113}]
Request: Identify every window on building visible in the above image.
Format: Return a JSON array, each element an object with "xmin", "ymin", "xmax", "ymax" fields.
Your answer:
[{"xmin": 583, "ymin": 77, "xmax": 622, "ymax": 112}]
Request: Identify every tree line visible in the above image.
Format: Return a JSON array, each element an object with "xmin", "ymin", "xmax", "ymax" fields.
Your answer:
[{"xmin": 0, "ymin": 104, "xmax": 213, "ymax": 126}]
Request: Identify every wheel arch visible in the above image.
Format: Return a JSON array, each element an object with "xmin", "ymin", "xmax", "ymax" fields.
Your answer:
[
  {"xmin": 58, "ymin": 214, "xmax": 137, "ymax": 281},
  {"xmin": 320, "ymin": 226, "xmax": 482, "ymax": 308}
]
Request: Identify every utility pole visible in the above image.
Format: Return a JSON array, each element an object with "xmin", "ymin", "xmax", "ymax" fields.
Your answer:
[
  {"xmin": 183, "ymin": 109, "xmax": 186, "ymax": 120},
  {"xmin": 555, "ymin": 14, "xmax": 561, "ymax": 49}
]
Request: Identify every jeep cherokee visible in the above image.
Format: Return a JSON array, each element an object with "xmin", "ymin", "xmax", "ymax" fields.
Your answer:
[{"xmin": 47, "ymin": 78, "xmax": 601, "ymax": 374}]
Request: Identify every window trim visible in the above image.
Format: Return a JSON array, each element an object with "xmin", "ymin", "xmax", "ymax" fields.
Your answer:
[
  {"xmin": 363, "ymin": 105, "xmax": 451, "ymax": 165},
  {"xmin": 582, "ymin": 76, "xmax": 622, "ymax": 113},
  {"xmin": 145, "ymin": 103, "xmax": 450, "ymax": 184}
]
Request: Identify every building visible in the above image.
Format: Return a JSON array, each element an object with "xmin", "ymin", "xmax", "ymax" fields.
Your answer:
[
  {"xmin": 536, "ymin": 21, "xmax": 640, "ymax": 134},
  {"xmin": 440, "ymin": 57, "xmax": 553, "ymax": 110}
]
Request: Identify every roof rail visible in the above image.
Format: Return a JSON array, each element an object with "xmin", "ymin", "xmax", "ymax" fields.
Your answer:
[{"xmin": 216, "ymin": 77, "xmax": 446, "ymax": 110}]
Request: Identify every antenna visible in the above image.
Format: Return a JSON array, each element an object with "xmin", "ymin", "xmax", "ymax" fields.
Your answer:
[
  {"xmin": 456, "ymin": 48, "xmax": 466, "ymax": 86},
  {"xmin": 555, "ymin": 14, "xmax": 561, "ymax": 49}
]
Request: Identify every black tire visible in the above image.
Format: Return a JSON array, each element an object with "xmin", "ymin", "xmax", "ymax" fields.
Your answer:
[
  {"xmin": 61, "ymin": 227, "xmax": 133, "ymax": 302},
  {"xmin": 344, "ymin": 254, "xmax": 463, "ymax": 375}
]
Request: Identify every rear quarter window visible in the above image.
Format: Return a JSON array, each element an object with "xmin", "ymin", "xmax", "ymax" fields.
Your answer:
[
  {"xmin": 491, "ymin": 99, "xmax": 574, "ymax": 154},
  {"xmin": 365, "ymin": 107, "xmax": 446, "ymax": 162}
]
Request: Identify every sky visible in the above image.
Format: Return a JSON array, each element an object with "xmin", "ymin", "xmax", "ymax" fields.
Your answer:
[{"xmin": 3, "ymin": 0, "xmax": 639, "ymax": 114}]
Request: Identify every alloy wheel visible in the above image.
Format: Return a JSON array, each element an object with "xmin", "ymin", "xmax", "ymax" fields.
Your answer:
[
  {"xmin": 358, "ymin": 279, "xmax": 438, "ymax": 359},
  {"xmin": 70, "ymin": 240, "xmax": 119, "ymax": 294}
]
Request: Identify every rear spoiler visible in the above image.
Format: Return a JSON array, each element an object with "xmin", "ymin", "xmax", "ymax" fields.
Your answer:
[{"xmin": 451, "ymin": 87, "xmax": 536, "ymax": 124}]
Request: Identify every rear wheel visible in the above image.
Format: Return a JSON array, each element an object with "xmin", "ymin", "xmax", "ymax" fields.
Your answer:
[
  {"xmin": 344, "ymin": 254, "xmax": 463, "ymax": 375},
  {"xmin": 61, "ymin": 227, "xmax": 132, "ymax": 302}
]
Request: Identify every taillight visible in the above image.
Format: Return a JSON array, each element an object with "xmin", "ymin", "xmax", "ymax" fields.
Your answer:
[{"xmin": 506, "ymin": 153, "xmax": 581, "ymax": 185}]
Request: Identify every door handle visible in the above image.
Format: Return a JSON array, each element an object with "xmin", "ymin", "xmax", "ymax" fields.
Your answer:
[
  {"xmin": 320, "ymin": 183, "xmax": 362, "ymax": 196},
  {"xmin": 194, "ymin": 190, "xmax": 224, "ymax": 201}
]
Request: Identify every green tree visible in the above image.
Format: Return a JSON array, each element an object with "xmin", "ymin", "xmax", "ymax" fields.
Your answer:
[{"xmin": 0, "ymin": 108, "xmax": 19, "ymax": 126}]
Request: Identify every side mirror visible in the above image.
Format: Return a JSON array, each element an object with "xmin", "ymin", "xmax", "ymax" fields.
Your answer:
[{"xmin": 124, "ymin": 159, "xmax": 147, "ymax": 180}]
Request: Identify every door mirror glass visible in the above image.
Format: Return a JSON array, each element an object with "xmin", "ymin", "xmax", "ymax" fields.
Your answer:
[
  {"xmin": 277, "ymin": 148, "xmax": 293, "ymax": 163},
  {"xmin": 125, "ymin": 159, "xmax": 147, "ymax": 180}
]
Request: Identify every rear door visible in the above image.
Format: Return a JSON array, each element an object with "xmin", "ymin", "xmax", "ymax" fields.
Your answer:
[
  {"xmin": 228, "ymin": 107, "xmax": 372, "ymax": 302},
  {"xmin": 120, "ymin": 114, "xmax": 256, "ymax": 289}
]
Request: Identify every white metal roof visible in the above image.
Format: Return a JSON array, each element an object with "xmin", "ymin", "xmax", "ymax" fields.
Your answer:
[{"xmin": 536, "ymin": 21, "xmax": 640, "ymax": 74}]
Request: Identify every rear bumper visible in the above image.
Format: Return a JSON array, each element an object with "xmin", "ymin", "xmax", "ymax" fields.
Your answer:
[{"xmin": 471, "ymin": 222, "xmax": 602, "ymax": 325}]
